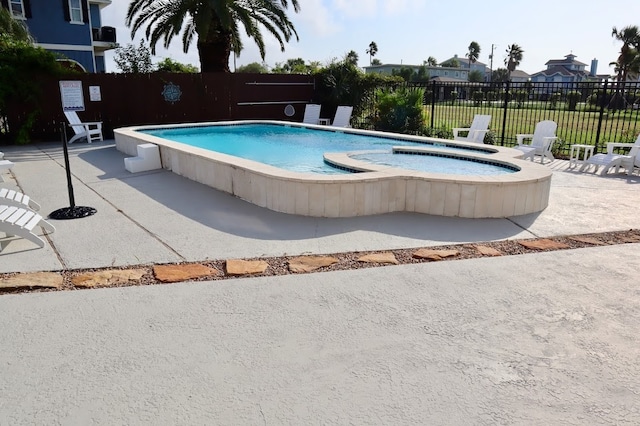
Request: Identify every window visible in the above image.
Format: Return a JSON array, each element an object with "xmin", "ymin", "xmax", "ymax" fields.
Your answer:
[
  {"xmin": 69, "ymin": 0, "xmax": 82, "ymax": 23},
  {"xmin": 9, "ymin": 0, "xmax": 25, "ymax": 18}
]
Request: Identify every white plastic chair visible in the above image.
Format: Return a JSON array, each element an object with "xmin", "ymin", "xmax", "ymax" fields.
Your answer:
[
  {"xmin": 64, "ymin": 111, "xmax": 103, "ymax": 144},
  {"xmin": 0, "ymin": 188, "xmax": 41, "ymax": 211},
  {"xmin": 453, "ymin": 115, "xmax": 491, "ymax": 143},
  {"xmin": 331, "ymin": 106, "xmax": 353, "ymax": 128},
  {"xmin": 579, "ymin": 133, "xmax": 640, "ymax": 175},
  {"xmin": 0, "ymin": 205, "xmax": 55, "ymax": 251},
  {"xmin": 515, "ymin": 120, "xmax": 558, "ymax": 164},
  {"xmin": 302, "ymin": 104, "xmax": 322, "ymax": 125}
]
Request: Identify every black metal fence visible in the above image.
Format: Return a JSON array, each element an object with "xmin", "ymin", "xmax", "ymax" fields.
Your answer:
[{"xmin": 355, "ymin": 80, "xmax": 640, "ymax": 156}]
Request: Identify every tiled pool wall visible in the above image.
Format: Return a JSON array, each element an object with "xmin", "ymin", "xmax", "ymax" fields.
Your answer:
[{"xmin": 114, "ymin": 120, "xmax": 552, "ymax": 218}]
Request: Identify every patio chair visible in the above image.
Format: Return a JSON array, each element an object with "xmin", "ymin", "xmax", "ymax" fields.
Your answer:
[
  {"xmin": 515, "ymin": 120, "xmax": 558, "ymax": 164},
  {"xmin": 579, "ymin": 133, "xmax": 640, "ymax": 175},
  {"xmin": 64, "ymin": 111, "xmax": 103, "ymax": 144},
  {"xmin": 331, "ymin": 106, "xmax": 353, "ymax": 128},
  {"xmin": 302, "ymin": 104, "xmax": 322, "ymax": 125},
  {"xmin": 0, "ymin": 188, "xmax": 41, "ymax": 211},
  {"xmin": 453, "ymin": 115, "xmax": 491, "ymax": 143},
  {"xmin": 0, "ymin": 204, "xmax": 55, "ymax": 252}
]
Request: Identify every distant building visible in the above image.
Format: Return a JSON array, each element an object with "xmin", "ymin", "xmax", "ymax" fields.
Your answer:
[
  {"xmin": 1, "ymin": 0, "xmax": 117, "ymax": 72},
  {"xmin": 363, "ymin": 63, "xmax": 469, "ymax": 81},
  {"xmin": 441, "ymin": 54, "xmax": 488, "ymax": 80},
  {"xmin": 530, "ymin": 54, "xmax": 599, "ymax": 84}
]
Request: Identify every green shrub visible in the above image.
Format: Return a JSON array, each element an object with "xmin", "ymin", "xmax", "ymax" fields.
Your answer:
[
  {"xmin": 548, "ymin": 92, "xmax": 562, "ymax": 110},
  {"xmin": 566, "ymin": 90, "xmax": 581, "ymax": 111},
  {"xmin": 421, "ymin": 125, "xmax": 453, "ymax": 139},
  {"xmin": 373, "ymin": 86, "xmax": 426, "ymax": 134},
  {"xmin": 449, "ymin": 90, "xmax": 458, "ymax": 105},
  {"xmin": 514, "ymin": 90, "xmax": 527, "ymax": 108},
  {"xmin": 472, "ymin": 91, "xmax": 484, "ymax": 107}
]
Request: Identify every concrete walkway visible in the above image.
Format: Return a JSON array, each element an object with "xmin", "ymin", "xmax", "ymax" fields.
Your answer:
[{"xmin": 1, "ymin": 140, "xmax": 640, "ymax": 424}]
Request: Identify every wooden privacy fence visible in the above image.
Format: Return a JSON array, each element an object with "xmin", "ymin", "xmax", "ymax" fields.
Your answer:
[{"xmin": 4, "ymin": 72, "xmax": 316, "ymax": 142}]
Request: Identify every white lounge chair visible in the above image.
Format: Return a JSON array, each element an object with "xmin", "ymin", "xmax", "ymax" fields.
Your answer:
[
  {"xmin": 64, "ymin": 111, "xmax": 103, "ymax": 144},
  {"xmin": 302, "ymin": 104, "xmax": 322, "ymax": 125},
  {"xmin": 331, "ymin": 106, "xmax": 353, "ymax": 128},
  {"xmin": 0, "ymin": 188, "xmax": 41, "ymax": 211},
  {"xmin": 0, "ymin": 205, "xmax": 55, "ymax": 251},
  {"xmin": 579, "ymin": 133, "xmax": 640, "ymax": 175},
  {"xmin": 515, "ymin": 120, "xmax": 558, "ymax": 164},
  {"xmin": 453, "ymin": 115, "xmax": 491, "ymax": 143}
]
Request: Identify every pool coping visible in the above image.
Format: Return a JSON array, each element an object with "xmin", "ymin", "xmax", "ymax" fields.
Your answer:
[{"xmin": 114, "ymin": 120, "xmax": 553, "ymax": 218}]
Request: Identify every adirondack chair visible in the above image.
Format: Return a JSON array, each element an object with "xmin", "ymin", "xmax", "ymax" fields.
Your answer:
[
  {"xmin": 515, "ymin": 120, "xmax": 558, "ymax": 164},
  {"xmin": 453, "ymin": 115, "xmax": 491, "ymax": 143}
]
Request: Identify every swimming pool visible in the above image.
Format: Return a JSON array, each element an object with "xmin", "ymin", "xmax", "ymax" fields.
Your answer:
[
  {"xmin": 114, "ymin": 120, "xmax": 553, "ymax": 218},
  {"xmin": 141, "ymin": 123, "xmax": 502, "ymax": 175}
]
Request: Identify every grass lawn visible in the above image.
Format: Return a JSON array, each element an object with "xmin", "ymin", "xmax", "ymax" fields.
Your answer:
[{"xmin": 424, "ymin": 103, "xmax": 640, "ymax": 154}]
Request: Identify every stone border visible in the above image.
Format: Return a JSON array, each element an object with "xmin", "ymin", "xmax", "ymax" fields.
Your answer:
[
  {"xmin": 1, "ymin": 229, "xmax": 638, "ymax": 294},
  {"xmin": 114, "ymin": 121, "xmax": 552, "ymax": 218}
]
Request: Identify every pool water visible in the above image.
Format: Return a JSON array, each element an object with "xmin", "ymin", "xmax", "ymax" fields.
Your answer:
[
  {"xmin": 142, "ymin": 123, "xmax": 510, "ymax": 175},
  {"xmin": 351, "ymin": 152, "xmax": 516, "ymax": 176}
]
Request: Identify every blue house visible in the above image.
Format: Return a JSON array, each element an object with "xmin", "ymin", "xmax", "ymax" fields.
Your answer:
[
  {"xmin": 1, "ymin": 0, "xmax": 117, "ymax": 73},
  {"xmin": 530, "ymin": 54, "xmax": 598, "ymax": 84}
]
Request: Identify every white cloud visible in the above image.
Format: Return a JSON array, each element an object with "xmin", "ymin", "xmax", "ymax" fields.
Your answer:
[{"xmin": 295, "ymin": 0, "xmax": 341, "ymax": 36}]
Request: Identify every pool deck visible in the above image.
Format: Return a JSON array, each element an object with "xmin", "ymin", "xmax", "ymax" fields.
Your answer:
[{"xmin": 1, "ymin": 139, "xmax": 640, "ymax": 424}]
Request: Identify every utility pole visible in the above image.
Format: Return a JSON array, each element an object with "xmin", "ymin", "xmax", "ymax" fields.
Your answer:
[{"xmin": 489, "ymin": 44, "xmax": 495, "ymax": 82}]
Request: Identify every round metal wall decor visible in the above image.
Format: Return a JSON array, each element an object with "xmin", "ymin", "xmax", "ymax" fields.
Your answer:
[
  {"xmin": 284, "ymin": 104, "xmax": 295, "ymax": 117},
  {"xmin": 162, "ymin": 82, "xmax": 182, "ymax": 104}
]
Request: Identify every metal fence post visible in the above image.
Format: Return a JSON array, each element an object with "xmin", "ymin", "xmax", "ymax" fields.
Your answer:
[
  {"xmin": 500, "ymin": 80, "xmax": 510, "ymax": 146},
  {"xmin": 594, "ymin": 79, "xmax": 608, "ymax": 153},
  {"xmin": 431, "ymin": 80, "xmax": 436, "ymax": 128}
]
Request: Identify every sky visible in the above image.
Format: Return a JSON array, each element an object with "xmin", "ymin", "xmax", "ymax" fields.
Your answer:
[{"xmin": 102, "ymin": 0, "xmax": 640, "ymax": 76}]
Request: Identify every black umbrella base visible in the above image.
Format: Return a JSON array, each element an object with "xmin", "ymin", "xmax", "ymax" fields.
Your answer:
[{"xmin": 49, "ymin": 206, "xmax": 97, "ymax": 220}]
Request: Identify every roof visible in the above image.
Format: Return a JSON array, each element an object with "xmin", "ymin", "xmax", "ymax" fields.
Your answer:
[
  {"xmin": 531, "ymin": 65, "xmax": 590, "ymax": 78},
  {"xmin": 510, "ymin": 70, "xmax": 530, "ymax": 79}
]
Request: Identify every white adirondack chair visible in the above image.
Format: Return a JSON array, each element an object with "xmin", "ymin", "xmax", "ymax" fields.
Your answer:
[
  {"xmin": 453, "ymin": 114, "xmax": 491, "ymax": 143},
  {"xmin": 515, "ymin": 120, "xmax": 558, "ymax": 164},
  {"xmin": 64, "ymin": 111, "xmax": 103, "ymax": 144}
]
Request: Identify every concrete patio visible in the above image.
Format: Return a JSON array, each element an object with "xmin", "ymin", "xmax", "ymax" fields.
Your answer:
[{"xmin": 1, "ymin": 139, "xmax": 639, "ymax": 424}]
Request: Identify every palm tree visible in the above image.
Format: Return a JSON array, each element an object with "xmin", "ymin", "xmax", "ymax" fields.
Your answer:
[
  {"xmin": 466, "ymin": 41, "xmax": 481, "ymax": 69},
  {"xmin": 425, "ymin": 56, "xmax": 437, "ymax": 66},
  {"xmin": 366, "ymin": 41, "xmax": 378, "ymax": 66},
  {"xmin": 344, "ymin": 50, "xmax": 359, "ymax": 66},
  {"xmin": 505, "ymin": 44, "xmax": 524, "ymax": 79},
  {"xmin": 125, "ymin": 0, "xmax": 300, "ymax": 73},
  {"xmin": 611, "ymin": 25, "xmax": 640, "ymax": 82},
  {"xmin": 609, "ymin": 26, "xmax": 640, "ymax": 109}
]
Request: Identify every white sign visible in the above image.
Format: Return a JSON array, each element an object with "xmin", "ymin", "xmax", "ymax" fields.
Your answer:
[
  {"xmin": 89, "ymin": 86, "xmax": 101, "ymax": 102},
  {"xmin": 59, "ymin": 80, "xmax": 85, "ymax": 111}
]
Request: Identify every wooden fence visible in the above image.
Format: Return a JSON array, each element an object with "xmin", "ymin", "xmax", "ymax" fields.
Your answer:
[{"xmin": 3, "ymin": 72, "xmax": 317, "ymax": 142}]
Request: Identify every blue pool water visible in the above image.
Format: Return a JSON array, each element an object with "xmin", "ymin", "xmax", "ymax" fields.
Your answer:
[
  {"xmin": 142, "ymin": 123, "xmax": 511, "ymax": 175},
  {"xmin": 351, "ymin": 152, "xmax": 516, "ymax": 176}
]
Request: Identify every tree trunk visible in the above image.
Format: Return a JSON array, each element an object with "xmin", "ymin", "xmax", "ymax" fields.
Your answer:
[{"xmin": 197, "ymin": 29, "xmax": 232, "ymax": 73}]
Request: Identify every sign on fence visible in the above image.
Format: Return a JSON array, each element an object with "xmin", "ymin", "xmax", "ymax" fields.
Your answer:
[{"xmin": 59, "ymin": 80, "xmax": 85, "ymax": 112}]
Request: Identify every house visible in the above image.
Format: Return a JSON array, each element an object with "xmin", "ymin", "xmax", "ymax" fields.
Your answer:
[
  {"xmin": 1, "ymin": 0, "xmax": 116, "ymax": 73},
  {"xmin": 509, "ymin": 69, "xmax": 531, "ymax": 86},
  {"xmin": 530, "ymin": 54, "xmax": 598, "ymax": 84},
  {"xmin": 363, "ymin": 63, "xmax": 469, "ymax": 81},
  {"xmin": 441, "ymin": 54, "xmax": 488, "ymax": 80}
]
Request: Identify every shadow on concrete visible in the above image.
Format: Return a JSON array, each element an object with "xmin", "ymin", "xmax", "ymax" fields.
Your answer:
[{"xmin": 75, "ymin": 143, "xmax": 533, "ymax": 243}]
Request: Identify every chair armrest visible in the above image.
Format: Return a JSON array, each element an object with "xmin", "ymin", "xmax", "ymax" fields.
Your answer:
[
  {"xmin": 606, "ymin": 142, "xmax": 636, "ymax": 154},
  {"xmin": 452, "ymin": 127, "xmax": 470, "ymax": 138},
  {"xmin": 516, "ymin": 134, "xmax": 534, "ymax": 145},
  {"xmin": 469, "ymin": 129, "xmax": 490, "ymax": 143},
  {"xmin": 542, "ymin": 136, "xmax": 558, "ymax": 151}
]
